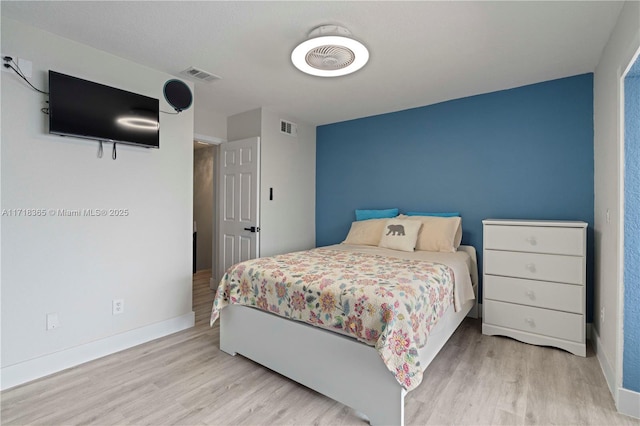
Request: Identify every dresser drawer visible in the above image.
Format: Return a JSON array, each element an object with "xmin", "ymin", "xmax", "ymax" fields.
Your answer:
[
  {"xmin": 484, "ymin": 250, "xmax": 584, "ymax": 285},
  {"xmin": 484, "ymin": 275, "xmax": 583, "ymax": 313},
  {"xmin": 484, "ymin": 300, "xmax": 584, "ymax": 343},
  {"xmin": 484, "ymin": 225, "xmax": 584, "ymax": 256}
]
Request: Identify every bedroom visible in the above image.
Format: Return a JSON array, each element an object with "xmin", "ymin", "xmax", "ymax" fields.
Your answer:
[{"xmin": 1, "ymin": 1, "xmax": 639, "ymax": 424}]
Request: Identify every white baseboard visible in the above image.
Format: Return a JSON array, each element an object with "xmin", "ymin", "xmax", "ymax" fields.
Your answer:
[
  {"xmin": 592, "ymin": 327, "xmax": 616, "ymax": 398},
  {"xmin": 591, "ymin": 328, "xmax": 640, "ymax": 420},
  {"xmin": 618, "ymin": 387, "xmax": 640, "ymax": 419},
  {"xmin": 1, "ymin": 311, "xmax": 195, "ymax": 391}
]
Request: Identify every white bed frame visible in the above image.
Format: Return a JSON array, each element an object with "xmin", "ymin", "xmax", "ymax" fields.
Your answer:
[{"xmin": 219, "ymin": 246, "xmax": 478, "ymax": 426}]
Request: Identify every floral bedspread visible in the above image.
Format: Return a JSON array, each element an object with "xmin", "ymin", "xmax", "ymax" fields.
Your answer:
[{"xmin": 210, "ymin": 248, "xmax": 455, "ymax": 391}]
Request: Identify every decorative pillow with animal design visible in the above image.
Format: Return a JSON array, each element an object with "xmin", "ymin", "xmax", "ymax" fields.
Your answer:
[{"xmin": 378, "ymin": 218, "xmax": 423, "ymax": 252}]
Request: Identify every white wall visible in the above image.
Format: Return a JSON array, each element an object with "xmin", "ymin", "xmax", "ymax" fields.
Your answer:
[
  {"xmin": 1, "ymin": 18, "xmax": 195, "ymax": 388},
  {"xmin": 194, "ymin": 102, "xmax": 227, "ymax": 141},
  {"xmin": 227, "ymin": 108, "xmax": 262, "ymax": 141},
  {"xmin": 227, "ymin": 108, "xmax": 316, "ymax": 258},
  {"xmin": 259, "ymin": 109, "xmax": 315, "ymax": 256},
  {"xmin": 593, "ymin": 0, "xmax": 640, "ymax": 410}
]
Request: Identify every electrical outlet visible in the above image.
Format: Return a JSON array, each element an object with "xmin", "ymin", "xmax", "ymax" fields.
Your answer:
[
  {"xmin": 17, "ymin": 58, "xmax": 32, "ymax": 78},
  {"xmin": 600, "ymin": 306, "xmax": 605, "ymax": 324},
  {"xmin": 112, "ymin": 299, "xmax": 124, "ymax": 315},
  {"xmin": 606, "ymin": 208, "xmax": 611, "ymax": 224},
  {"xmin": 46, "ymin": 313, "xmax": 60, "ymax": 330},
  {"xmin": 1, "ymin": 55, "xmax": 32, "ymax": 78}
]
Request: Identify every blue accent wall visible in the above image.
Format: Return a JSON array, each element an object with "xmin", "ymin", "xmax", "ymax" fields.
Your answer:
[
  {"xmin": 316, "ymin": 74, "xmax": 594, "ymax": 318},
  {"xmin": 624, "ymin": 59, "xmax": 640, "ymax": 392}
]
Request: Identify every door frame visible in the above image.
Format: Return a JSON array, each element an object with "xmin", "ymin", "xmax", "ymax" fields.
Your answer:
[
  {"xmin": 193, "ymin": 133, "xmax": 225, "ymax": 289},
  {"xmin": 617, "ymin": 42, "xmax": 640, "ymax": 416},
  {"xmin": 214, "ymin": 137, "xmax": 261, "ymax": 287}
]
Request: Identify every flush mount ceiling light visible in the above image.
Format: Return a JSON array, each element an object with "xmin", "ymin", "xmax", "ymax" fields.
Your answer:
[{"xmin": 291, "ymin": 25, "xmax": 369, "ymax": 77}]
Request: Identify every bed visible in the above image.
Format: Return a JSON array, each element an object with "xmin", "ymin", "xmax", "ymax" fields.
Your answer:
[{"xmin": 210, "ymin": 230, "xmax": 478, "ymax": 426}]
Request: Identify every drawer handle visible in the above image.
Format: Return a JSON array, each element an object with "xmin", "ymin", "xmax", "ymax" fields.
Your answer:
[
  {"xmin": 524, "ymin": 317, "xmax": 536, "ymax": 327},
  {"xmin": 525, "ymin": 236, "xmax": 537, "ymax": 246},
  {"xmin": 526, "ymin": 290, "xmax": 535, "ymax": 300},
  {"xmin": 525, "ymin": 263, "xmax": 537, "ymax": 273}
]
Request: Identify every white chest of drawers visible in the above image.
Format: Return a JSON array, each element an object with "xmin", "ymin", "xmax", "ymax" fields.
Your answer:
[{"xmin": 481, "ymin": 219, "xmax": 588, "ymax": 356}]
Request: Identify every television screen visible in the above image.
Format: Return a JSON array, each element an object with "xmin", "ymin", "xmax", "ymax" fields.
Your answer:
[{"xmin": 48, "ymin": 71, "xmax": 160, "ymax": 148}]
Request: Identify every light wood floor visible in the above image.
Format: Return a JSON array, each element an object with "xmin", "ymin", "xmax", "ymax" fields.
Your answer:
[{"xmin": 2, "ymin": 270, "xmax": 638, "ymax": 426}]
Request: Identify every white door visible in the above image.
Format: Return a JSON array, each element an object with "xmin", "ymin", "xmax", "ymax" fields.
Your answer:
[{"xmin": 217, "ymin": 137, "xmax": 260, "ymax": 278}]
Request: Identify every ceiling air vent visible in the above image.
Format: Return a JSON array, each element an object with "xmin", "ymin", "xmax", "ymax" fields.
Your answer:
[
  {"xmin": 179, "ymin": 67, "xmax": 221, "ymax": 83},
  {"xmin": 280, "ymin": 119, "xmax": 298, "ymax": 137}
]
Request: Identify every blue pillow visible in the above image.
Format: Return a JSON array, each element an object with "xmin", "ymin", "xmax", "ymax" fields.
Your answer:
[
  {"xmin": 405, "ymin": 211, "xmax": 460, "ymax": 217},
  {"xmin": 355, "ymin": 208, "xmax": 399, "ymax": 221}
]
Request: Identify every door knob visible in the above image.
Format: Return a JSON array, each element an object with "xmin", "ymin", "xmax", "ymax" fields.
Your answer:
[{"xmin": 243, "ymin": 226, "xmax": 260, "ymax": 233}]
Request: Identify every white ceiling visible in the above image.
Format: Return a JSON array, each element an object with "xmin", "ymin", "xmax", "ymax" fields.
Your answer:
[{"xmin": 1, "ymin": 1, "xmax": 624, "ymax": 126}]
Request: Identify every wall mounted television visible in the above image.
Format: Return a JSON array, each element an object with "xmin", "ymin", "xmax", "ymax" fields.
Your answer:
[{"xmin": 48, "ymin": 71, "xmax": 160, "ymax": 148}]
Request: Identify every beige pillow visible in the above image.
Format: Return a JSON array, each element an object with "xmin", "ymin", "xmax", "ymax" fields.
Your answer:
[
  {"xmin": 454, "ymin": 218, "xmax": 462, "ymax": 248},
  {"xmin": 398, "ymin": 214, "xmax": 462, "ymax": 252},
  {"xmin": 343, "ymin": 218, "xmax": 388, "ymax": 246},
  {"xmin": 378, "ymin": 218, "xmax": 423, "ymax": 252}
]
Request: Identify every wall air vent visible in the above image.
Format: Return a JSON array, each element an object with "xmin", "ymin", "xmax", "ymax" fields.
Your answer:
[
  {"xmin": 179, "ymin": 67, "xmax": 221, "ymax": 83},
  {"xmin": 280, "ymin": 119, "xmax": 298, "ymax": 137}
]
